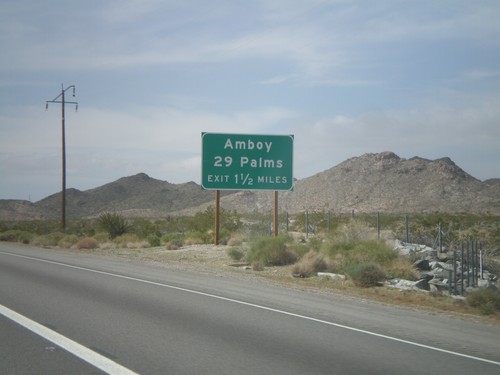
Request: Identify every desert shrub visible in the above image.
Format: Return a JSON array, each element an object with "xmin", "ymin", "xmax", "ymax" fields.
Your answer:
[
  {"xmin": 289, "ymin": 250, "xmax": 330, "ymax": 277},
  {"xmin": 227, "ymin": 247, "xmax": 245, "ymax": 261},
  {"xmin": 147, "ymin": 234, "xmax": 161, "ymax": 247},
  {"xmin": 131, "ymin": 218, "xmax": 160, "ymax": 239},
  {"xmin": 339, "ymin": 220, "xmax": 373, "ymax": 241},
  {"xmin": 324, "ymin": 240, "xmax": 397, "ymax": 273},
  {"xmin": 32, "ymin": 232, "xmax": 66, "ymax": 247},
  {"xmin": 66, "ymin": 220, "xmax": 95, "ymax": 238},
  {"xmin": 126, "ymin": 241, "xmax": 150, "ymax": 249},
  {"xmin": 466, "ymin": 288, "xmax": 500, "ymax": 315},
  {"xmin": 252, "ymin": 260, "xmax": 265, "ymax": 271},
  {"xmin": 184, "ymin": 236, "xmax": 205, "ymax": 245},
  {"xmin": 98, "ymin": 242, "xmax": 117, "ymax": 250},
  {"xmin": 0, "ymin": 230, "xmax": 33, "ymax": 244},
  {"xmin": 346, "ymin": 262, "xmax": 386, "ymax": 287},
  {"xmin": 162, "ymin": 233, "xmax": 184, "ymax": 249},
  {"xmin": 308, "ymin": 236, "xmax": 323, "ymax": 251},
  {"xmin": 184, "ymin": 230, "xmax": 211, "ymax": 244},
  {"xmin": 227, "ymin": 237, "xmax": 243, "ymax": 246},
  {"xmin": 76, "ymin": 237, "xmax": 99, "ymax": 249},
  {"xmin": 97, "ymin": 213, "xmax": 130, "ymax": 239},
  {"xmin": 386, "ymin": 259, "xmax": 420, "ymax": 281},
  {"xmin": 165, "ymin": 242, "xmax": 180, "ymax": 250},
  {"xmin": 246, "ymin": 236, "xmax": 298, "ymax": 266},
  {"xmin": 112, "ymin": 233, "xmax": 141, "ymax": 248},
  {"xmin": 93, "ymin": 232, "xmax": 111, "ymax": 243},
  {"xmin": 58, "ymin": 234, "xmax": 79, "ymax": 248}
]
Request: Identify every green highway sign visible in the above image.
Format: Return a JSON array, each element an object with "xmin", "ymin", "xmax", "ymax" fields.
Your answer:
[{"xmin": 202, "ymin": 133, "xmax": 294, "ymax": 191}]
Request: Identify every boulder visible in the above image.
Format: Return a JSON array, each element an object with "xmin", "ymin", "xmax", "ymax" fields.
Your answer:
[
  {"xmin": 317, "ymin": 272, "xmax": 346, "ymax": 281},
  {"xmin": 413, "ymin": 259, "xmax": 431, "ymax": 271},
  {"xmin": 414, "ymin": 279, "xmax": 430, "ymax": 291},
  {"xmin": 429, "ymin": 278, "xmax": 448, "ymax": 291}
]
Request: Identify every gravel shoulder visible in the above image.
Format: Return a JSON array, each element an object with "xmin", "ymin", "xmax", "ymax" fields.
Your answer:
[{"xmin": 74, "ymin": 243, "xmax": 500, "ymax": 325}]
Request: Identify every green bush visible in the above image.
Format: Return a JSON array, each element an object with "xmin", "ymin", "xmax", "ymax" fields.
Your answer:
[
  {"xmin": 97, "ymin": 213, "xmax": 130, "ymax": 239},
  {"xmin": 58, "ymin": 234, "xmax": 80, "ymax": 248},
  {"xmin": 324, "ymin": 240, "xmax": 397, "ymax": 273},
  {"xmin": 227, "ymin": 247, "xmax": 245, "ymax": 261},
  {"xmin": 131, "ymin": 218, "xmax": 160, "ymax": 239},
  {"xmin": 346, "ymin": 262, "xmax": 386, "ymax": 287},
  {"xmin": 467, "ymin": 288, "xmax": 500, "ymax": 315},
  {"xmin": 32, "ymin": 232, "xmax": 66, "ymax": 247},
  {"xmin": 246, "ymin": 236, "xmax": 298, "ymax": 266},
  {"xmin": 147, "ymin": 234, "xmax": 161, "ymax": 247},
  {"xmin": 112, "ymin": 233, "xmax": 141, "ymax": 247},
  {"xmin": 0, "ymin": 230, "xmax": 33, "ymax": 244},
  {"xmin": 386, "ymin": 259, "xmax": 419, "ymax": 281},
  {"xmin": 162, "ymin": 233, "xmax": 184, "ymax": 247},
  {"xmin": 184, "ymin": 230, "xmax": 212, "ymax": 244}
]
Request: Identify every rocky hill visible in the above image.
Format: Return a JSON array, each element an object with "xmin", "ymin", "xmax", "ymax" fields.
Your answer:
[
  {"xmin": 194, "ymin": 152, "xmax": 499, "ymax": 215},
  {"xmin": 1, "ymin": 152, "xmax": 499, "ymax": 220}
]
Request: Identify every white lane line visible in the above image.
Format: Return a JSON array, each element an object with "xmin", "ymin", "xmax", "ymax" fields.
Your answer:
[
  {"xmin": 3, "ymin": 250, "xmax": 500, "ymax": 367},
  {"xmin": 0, "ymin": 304, "xmax": 138, "ymax": 375}
]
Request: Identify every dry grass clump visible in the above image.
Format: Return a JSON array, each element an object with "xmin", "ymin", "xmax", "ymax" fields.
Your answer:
[
  {"xmin": 386, "ymin": 258, "xmax": 420, "ymax": 280},
  {"xmin": 227, "ymin": 237, "xmax": 243, "ymax": 246},
  {"xmin": 346, "ymin": 262, "xmax": 386, "ymax": 287},
  {"xmin": 165, "ymin": 241, "xmax": 181, "ymax": 250},
  {"xmin": 227, "ymin": 232, "xmax": 247, "ymax": 246},
  {"xmin": 125, "ymin": 241, "xmax": 149, "ymax": 249},
  {"xmin": 467, "ymin": 288, "xmax": 500, "ymax": 315},
  {"xmin": 99, "ymin": 242, "xmax": 117, "ymax": 250},
  {"xmin": 252, "ymin": 261, "xmax": 265, "ymax": 271},
  {"xmin": 184, "ymin": 237, "xmax": 204, "ymax": 246},
  {"xmin": 76, "ymin": 237, "xmax": 99, "ymax": 250},
  {"xmin": 289, "ymin": 250, "xmax": 330, "ymax": 277}
]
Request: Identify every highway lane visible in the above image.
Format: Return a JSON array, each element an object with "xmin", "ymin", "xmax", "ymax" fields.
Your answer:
[
  {"xmin": 0, "ymin": 314, "xmax": 105, "ymax": 374},
  {"xmin": 1, "ymin": 243, "xmax": 499, "ymax": 374}
]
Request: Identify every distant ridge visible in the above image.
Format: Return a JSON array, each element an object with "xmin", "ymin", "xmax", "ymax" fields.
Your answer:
[
  {"xmin": 220, "ymin": 151, "xmax": 500, "ymax": 214},
  {"xmin": 1, "ymin": 152, "xmax": 499, "ymax": 220}
]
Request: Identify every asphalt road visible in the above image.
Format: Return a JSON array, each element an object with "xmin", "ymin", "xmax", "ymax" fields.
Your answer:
[{"xmin": 1, "ymin": 242, "xmax": 499, "ymax": 374}]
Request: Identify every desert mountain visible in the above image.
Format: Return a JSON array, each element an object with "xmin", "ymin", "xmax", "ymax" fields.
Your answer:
[
  {"xmin": 212, "ymin": 152, "xmax": 500, "ymax": 214},
  {"xmin": 1, "ymin": 152, "xmax": 499, "ymax": 220}
]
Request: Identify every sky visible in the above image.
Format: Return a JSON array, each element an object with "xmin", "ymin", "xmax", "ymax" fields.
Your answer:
[{"xmin": 1, "ymin": 0, "xmax": 499, "ymax": 202}]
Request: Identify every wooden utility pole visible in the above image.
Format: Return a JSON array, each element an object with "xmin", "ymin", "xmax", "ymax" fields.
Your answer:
[{"xmin": 46, "ymin": 84, "xmax": 78, "ymax": 231}]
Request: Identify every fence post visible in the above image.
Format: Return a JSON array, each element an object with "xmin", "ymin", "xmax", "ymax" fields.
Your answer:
[
  {"xmin": 471, "ymin": 240, "xmax": 475, "ymax": 287},
  {"xmin": 467, "ymin": 240, "xmax": 471, "ymax": 287},
  {"xmin": 377, "ymin": 211, "xmax": 380, "ymax": 240},
  {"xmin": 479, "ymin": 241, "xmax": 483, "ymax": 280},
  {"xmin": 448, "ymin": 269, "xmax": 452, "ymax": 295},
  {"xmin": 453, "ymin": 250, "xmax": 457, "ymax": 295},
  {"xmin": 405, "ymin": 215, "xmax": 409, "ymax": 243},
  {"xmin": 475, "ymin": 240, "xmax": 480, "ymax": 283},
  {"xmin": 460, "ymin": 242, "xmax": 465, "ymax": 295},
  {"xmin": 306, "ymin": 209, "xmax": 309, "ymax": 239},
  {"xmin": 327, "ymin": 210, "xmax": 331, "ymax": 231},
  {"xmin": 438, "ymin": 223, "xmax": 442, "ymax": 254}
]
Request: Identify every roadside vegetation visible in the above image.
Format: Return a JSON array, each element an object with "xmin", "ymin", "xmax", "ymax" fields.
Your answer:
[{"xmin": 1, "ymin": 210, "xmax": 499, "ymax": 318}]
